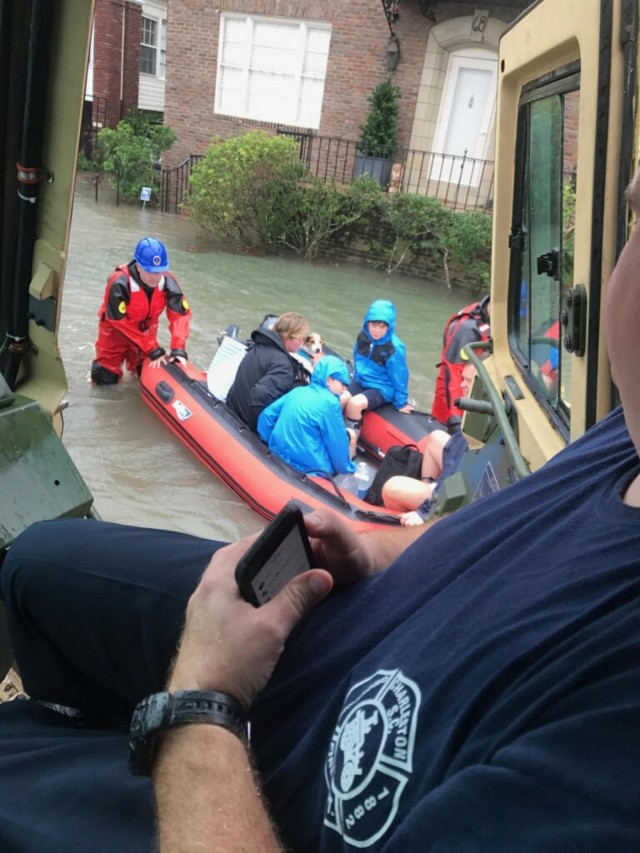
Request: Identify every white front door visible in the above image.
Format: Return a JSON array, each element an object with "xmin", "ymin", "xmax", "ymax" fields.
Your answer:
[{"xmin": 432, "ymin": 49, "xmax": 497, "ymax": 186}]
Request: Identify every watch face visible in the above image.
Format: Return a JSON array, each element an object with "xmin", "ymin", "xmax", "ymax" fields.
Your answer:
[
  {"xmin": 129, "ymin": 692, "xmax": 171, "ymax": 776},
  {"xmin": 133, "ymin": 692, "xmax": 170, "ymax": 736}
]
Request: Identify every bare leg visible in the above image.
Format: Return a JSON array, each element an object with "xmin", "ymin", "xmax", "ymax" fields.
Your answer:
[
  {"xmin": 381, "ymin": 430, "xmax": 450, "ymax": 512},
  {"xmin": 382, "ymin": 477, "xmax": 435, "ymax": 512},
  {"xmin": 420, "ymin": 430, "xmax": 451, "ymax": 480},
  {"xmin": 345, "ymin": 393, "xmax": 369, "ymax": 421}
]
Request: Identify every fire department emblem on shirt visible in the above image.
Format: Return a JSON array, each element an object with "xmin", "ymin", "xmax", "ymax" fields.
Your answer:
[{"xmin": 324, "ymin": 669, "xmax": 420, "ymax": 847}]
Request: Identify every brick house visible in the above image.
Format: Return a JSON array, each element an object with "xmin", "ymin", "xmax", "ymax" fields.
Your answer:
[
  {"xmin": 162, "ymin": 1, "xmax": 529, "ymax": 203},
  {"xmin": 83, "ymin": 0, "xmax": 168, "ymax": 152}
]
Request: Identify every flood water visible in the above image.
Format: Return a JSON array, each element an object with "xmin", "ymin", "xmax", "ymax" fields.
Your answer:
[{"xmin": 59, "ymin": 179, "xmax": 468, "ymax": 542}]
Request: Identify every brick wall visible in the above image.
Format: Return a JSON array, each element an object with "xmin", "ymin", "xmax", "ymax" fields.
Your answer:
[
  {"xmin": 93, "ymin": 0, "xmax": 141, "ymax": 129},
  {"xmin": 164, "ymin": 0, "xmax": 431, "ymax": 166},
  {"xmin": 164, "ymin": 1, "xmax": 527, "ymax": 167}
]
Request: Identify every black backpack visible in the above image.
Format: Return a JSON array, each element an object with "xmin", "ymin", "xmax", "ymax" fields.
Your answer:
[{"xmin": 364, "ymin": 444, "xmax": 424, "ymax": 506}]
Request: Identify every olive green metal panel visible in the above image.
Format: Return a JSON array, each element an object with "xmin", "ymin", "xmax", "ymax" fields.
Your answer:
[
  {"xmin": 0, "ymin": 394, "xmax": 94, "ymax": 551},
  {"xmin": 434, "ymin": 438, "xmax": 518, "ymax": 516}
]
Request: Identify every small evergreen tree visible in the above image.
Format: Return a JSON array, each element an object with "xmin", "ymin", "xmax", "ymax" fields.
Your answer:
[{"xmin": 358, "ymin": 79, "xmax": 400, "ymax": 159}]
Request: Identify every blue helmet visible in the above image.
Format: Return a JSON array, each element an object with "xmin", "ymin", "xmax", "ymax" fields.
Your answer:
[{"xmin": 134, "ymin": 237, "xmax": 169, "ymax": 273}]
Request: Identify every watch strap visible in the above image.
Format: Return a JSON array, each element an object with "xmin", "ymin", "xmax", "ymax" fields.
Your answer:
[{"xmin": 129, "ymin": 689, "xmax": 247, "ymax": 776}]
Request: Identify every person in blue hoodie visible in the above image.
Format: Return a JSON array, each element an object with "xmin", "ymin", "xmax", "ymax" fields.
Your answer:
[
  {"xmin": 343, "ymin": 300, "xmax": 414, "ymax": 437},
  {"xmin": 257, "ymin": 355, "xmax": 355, "ymax": 477}
]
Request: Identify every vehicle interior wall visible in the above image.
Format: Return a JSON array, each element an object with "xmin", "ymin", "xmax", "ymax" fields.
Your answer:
[
  {"xmin": 0, "ymin": 0, "xmax": 95, "ymax": 416},
  {"xmin": 0, "ymin": 0, "xmax": 96, "ymax": 683},
  {"xmin": 487, "ymin": 0, "xmax": 627, "ymax": 474}
]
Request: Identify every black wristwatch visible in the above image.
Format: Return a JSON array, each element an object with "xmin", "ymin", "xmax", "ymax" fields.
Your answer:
[{"xmin": 128, "ymin": 690, "xmax": 247, "ymax": 776}]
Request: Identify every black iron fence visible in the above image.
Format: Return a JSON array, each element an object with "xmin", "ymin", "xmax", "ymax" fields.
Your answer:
[
  {"xmin": 399, "ymin": 147, "xmax": 494, "ymax": 212},
  {"xmin": 157, "ymin": 134, "xmax": 494, "ymax": 215},
  {"xmin": 159, "ymin": 154, "xmax": 203, "ymax": 214},
  {"xmin": 80, "ymin": 96, "xmax": 108, "ymax": 161},
  {"xmin": 275, "ymin": 130, "xmax": 494, "ymax": 212}
]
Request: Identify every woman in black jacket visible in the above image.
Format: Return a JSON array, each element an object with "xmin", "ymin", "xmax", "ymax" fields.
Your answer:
[{"xmin": 227, "ymin": 312, "xmax": 309, "ymax": 430}]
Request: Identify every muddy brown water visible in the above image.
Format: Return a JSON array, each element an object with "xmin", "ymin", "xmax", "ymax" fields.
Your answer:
[{"xmin": 59, "ymin": 180, "xmax": 468, "ymax": 542}]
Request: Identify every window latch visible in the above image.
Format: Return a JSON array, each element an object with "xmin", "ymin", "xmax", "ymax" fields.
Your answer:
[
  {"xmin": 561, "ymin": 284, "xmax": 587, "ymax": 357},
  {"xmin": 536, "ymin": 249, "xmax": 559, "ymax": 280}
]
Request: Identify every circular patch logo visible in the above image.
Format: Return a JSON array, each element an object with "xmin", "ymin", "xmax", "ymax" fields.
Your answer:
[
  {"xmin": 118, "ymin": 300, "xmax": 127, "ymax": 314},
  {"xmin": 324, "ymin": 669, "xmax": 421, "ymax": 847},
  {"xmin": 152, "ymin": 254, "xmax": 162, "ymax": 266}
]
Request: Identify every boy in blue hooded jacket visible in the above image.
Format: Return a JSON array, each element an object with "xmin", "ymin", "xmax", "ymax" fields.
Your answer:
[
  {"xmin": 257, "ymin": 355, "xmax": 355, "ymax": 476},
  {"xmin": 344, "ymin": 300, "xmax": 414, "ymax": 435}
]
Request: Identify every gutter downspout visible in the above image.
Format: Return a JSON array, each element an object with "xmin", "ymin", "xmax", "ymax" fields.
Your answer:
[{"xmin": 120, "ymin": 0, "xmax": 125, "ymax": 118}]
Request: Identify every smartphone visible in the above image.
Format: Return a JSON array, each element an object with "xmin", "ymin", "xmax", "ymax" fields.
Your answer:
[{"xmin": 235, "ymin": 501, "xmax": 314, "ymax": 607}]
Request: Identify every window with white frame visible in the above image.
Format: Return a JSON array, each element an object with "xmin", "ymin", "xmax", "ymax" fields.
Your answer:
[
  {"xmin": 216, "ymin": 14, "xmax": 331, "ymax": 128},
  {"xmin": 141, "ymin": 15, "xmax": 166, "ymax": 78}
]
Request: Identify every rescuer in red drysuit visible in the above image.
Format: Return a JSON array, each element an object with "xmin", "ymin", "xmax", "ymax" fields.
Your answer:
[
  {"xmin": 91, "ymin": 237, "xmax": 191, "ymax": 385},
  {"xmin": 431, "ymin": 296, "xmax": 490, "ymax": 430}
]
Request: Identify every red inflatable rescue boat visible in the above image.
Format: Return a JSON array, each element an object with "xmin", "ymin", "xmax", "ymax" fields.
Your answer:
[{"xmin": 140, "ymin": 359, "xmax": 442, "ymax": 532}]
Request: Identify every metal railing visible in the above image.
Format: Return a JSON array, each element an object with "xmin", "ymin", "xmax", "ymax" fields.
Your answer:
[
  {"xmin": 399, "ymin": 148, "xmax": 494, "ymax": 212},
  {"xmin": 277, "ymin": 129, "xmax": 360, "ymax": 185},
  {"xmin": 157, "ymin": 135, "xmax": 494, "ymax": 214},
  {"xmin": 159, "ymin": 154, "xmax": 203, "ymax": 213},
  {"xmin": 278, "ymin": 132, "xmax": 494, "ymax": 212},
  {"xmin": 80, "ymin": 96, "xmax": 108, "ymax": 160}
]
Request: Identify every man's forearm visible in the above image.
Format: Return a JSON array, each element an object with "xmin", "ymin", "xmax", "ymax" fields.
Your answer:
[
  {"xmin": 154, "ymin": 725, "xmax": 282, "ymax": 851},
  {"xmin": 363, "ymin": 519, "xmax": 437, "ymax": 573}
]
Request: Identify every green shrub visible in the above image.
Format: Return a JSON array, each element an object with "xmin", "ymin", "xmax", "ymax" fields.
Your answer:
[
  {"xmin": 188, "ymin": 131, "xmax": 305, "ymax": 249},
  {"xmin": 76, "ymin": 150, "xmax": 97, "ymax": 171},
  {"xmin": 96, "ymin": 111, "xmax": 177, "ymax": 202},
  {"xmin": 372, "ymin": 193, "xmax": 491, "ymax": 289},
  {"xmin": 383, "ymin": 194, "xmax": 453, "ymax": 272},
  {"xmin": 443, "ymin": 210, "xmax": 492, "ymax": 292},
  {"xmin": 281, "ymin": 176, "xmax": 384, "ymax": 259}
]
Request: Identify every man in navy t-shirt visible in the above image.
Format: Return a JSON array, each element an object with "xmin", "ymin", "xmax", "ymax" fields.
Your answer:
[{"xmin": 2, "ymin": 195, "xmax": 640, "ymax": 849}]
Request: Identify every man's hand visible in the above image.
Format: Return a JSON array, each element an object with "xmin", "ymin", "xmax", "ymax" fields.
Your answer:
[
  {"xmin": 400, "ymin": 510, "xmax": 425, "ymax": 528},
  {"xmin": 147, "ymin": 347, "xmax": 168, "ymax": 369},
  {"xmin": 169, "ymin": 509, "xmax": 425, "ymax": 709},
  {"xmin": 149, "ymin": 355, "xmax": 168, "ymax": 368},
  {"xmin": 169, "ymin": 536, "xmax": 333, "ymax": 710},
  {"xmin": 304, "ymin": 509, "xmax": 378, "ymax": 585},
  {"xmin": 397, "ymin": 403, "xmax": 415, "ymax": 414},
  {"xmin": 304, "ymin": 507, "xmax": 424, "ymax": 581}
]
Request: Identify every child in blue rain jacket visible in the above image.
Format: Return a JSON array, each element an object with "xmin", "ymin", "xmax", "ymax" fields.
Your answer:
[
  {"xmin": 257, "ymin": 356, "xmax": 355, "ymax": 476},
  {"xmin": 343, "ymin": 299, "xmax": 414, "ymax": 435}
]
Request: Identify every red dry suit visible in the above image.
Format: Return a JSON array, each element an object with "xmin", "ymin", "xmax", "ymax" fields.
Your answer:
[
  {"xmin": 537, "ymin": 320, "xmax": 560, "ymax": 395},
  {"xmin": 431, "ymin": 298, "xmax": 490, "ymax": 426},
  {"xmin": 93, "ymin": 261, "xmax": 191, "ymax": 382}
]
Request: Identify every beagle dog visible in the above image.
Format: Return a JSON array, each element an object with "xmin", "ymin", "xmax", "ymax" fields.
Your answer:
[{"xmin": 299, "ymin": 332, "xmax": 325, "ymax": 366}]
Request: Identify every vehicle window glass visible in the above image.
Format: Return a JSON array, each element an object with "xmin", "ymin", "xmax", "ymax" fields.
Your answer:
[{"xmin": 511, "ymin": 79, "xmax": 579, "ymax": 429}]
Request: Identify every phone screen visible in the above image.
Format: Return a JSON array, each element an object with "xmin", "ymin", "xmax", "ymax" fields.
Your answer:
[{"xmin": 235, "ymin": 502, "xmax": 313, "ymax": 606}]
